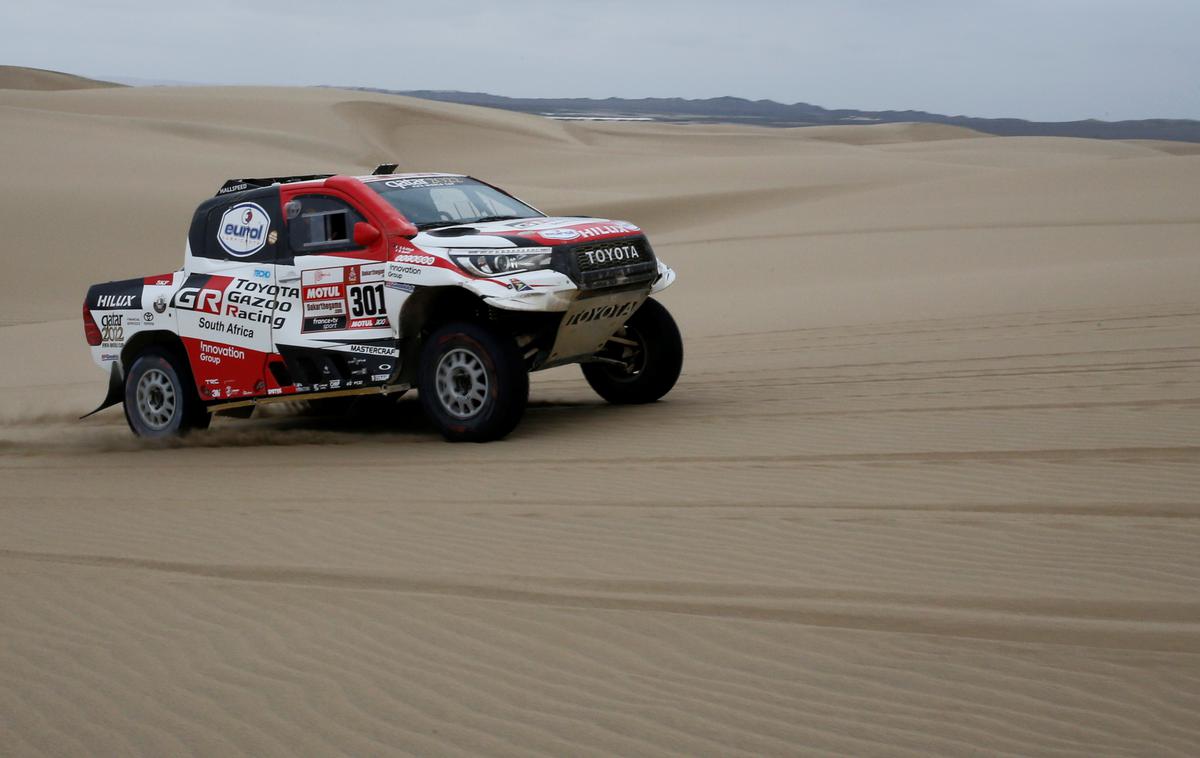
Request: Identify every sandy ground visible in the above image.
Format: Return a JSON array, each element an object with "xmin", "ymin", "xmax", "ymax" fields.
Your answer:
[{"xmin": 1, "ymin": 74, "xmax": 1199, "ymax": 756}]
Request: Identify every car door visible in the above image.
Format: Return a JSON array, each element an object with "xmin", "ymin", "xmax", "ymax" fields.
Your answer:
[
  {"xmin": 174, "ymin": 188, "xmax": 283, "ymax": 403},
  {"xmin": 269, "ymin": 189, "xmax": 400, "ymax": 394}
]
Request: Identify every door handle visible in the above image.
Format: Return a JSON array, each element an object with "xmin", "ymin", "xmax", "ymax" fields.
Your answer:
[{"xmin": 279, "ymin": 275, "xmax": 300, "ymax": 283}]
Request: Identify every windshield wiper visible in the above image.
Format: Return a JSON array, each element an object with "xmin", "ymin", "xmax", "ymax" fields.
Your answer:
[
  {"xmin": 468, "ymin": 215, "xmax": 527, "ymax": 224},
  {"xmin": 414, "ymin": 220, "xmax": 463, "ymax": 231}
]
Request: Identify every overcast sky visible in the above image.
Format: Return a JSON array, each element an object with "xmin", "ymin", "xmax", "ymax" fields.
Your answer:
[{"xmin": 5, "ymin": 0, "xmax": 1198, "ymax": 121}]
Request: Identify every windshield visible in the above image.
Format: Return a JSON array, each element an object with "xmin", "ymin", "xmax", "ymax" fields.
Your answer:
[{"xmin": 368, "ymin": 176, "xmax": 543, "ymax": 230}]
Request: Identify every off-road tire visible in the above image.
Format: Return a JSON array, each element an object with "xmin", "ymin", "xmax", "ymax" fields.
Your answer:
[
  {"xmin": 123, "ymin": 347, "xmax": 211, "ymax": 437},
  {"xmin": 418, "ymin": 322, "xmax": 528, "ymax": 442},
  {"xmin": 582, "ymin": 297, "xmax": 682, "ymax": 404}
]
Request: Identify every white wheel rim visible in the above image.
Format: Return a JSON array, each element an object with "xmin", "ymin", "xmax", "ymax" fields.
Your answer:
[
  {"xmin": 136, "ymin": 368, "xmax": 177, "ymax": 430},
  {"xmin": 435, "ymin": 348, "xmax": 489, "ymax": 419}
]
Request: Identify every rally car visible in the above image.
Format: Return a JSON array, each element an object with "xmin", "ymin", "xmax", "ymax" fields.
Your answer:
[{"xmin": 81, "ymin": 166, "xmax": 682, "ymax": 441}]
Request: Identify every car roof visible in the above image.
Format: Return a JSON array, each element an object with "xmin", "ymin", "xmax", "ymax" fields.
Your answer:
[{"xmin": 215, "ymin": 172, "xmax": 469, "ymax": 197}]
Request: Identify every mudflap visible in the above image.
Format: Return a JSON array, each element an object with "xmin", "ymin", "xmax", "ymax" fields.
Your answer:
[
  {"xmin": 80, "ymin": 362, "xmax": 124, "ymax": 419},
  {"xmin": 542, "ymin": 288, "xmax": 649, "ymax": 369}
]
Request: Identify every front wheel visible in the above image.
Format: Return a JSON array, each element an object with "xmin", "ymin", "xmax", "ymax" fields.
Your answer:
[
  {"xmin": 123, "ymin": 347, "xmax": 211, "ymax": 438},
  {"xmin": 418, "ymin": 322, "xmax": 528, "ymax": 442},
  {"xmin": 582, "ymin": 297, "xmax": 682, "ymax": 404}
]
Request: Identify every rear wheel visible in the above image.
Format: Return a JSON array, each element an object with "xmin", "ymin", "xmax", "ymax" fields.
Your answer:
[
  {"xmin": 582, "ymin": 298, "xmax": 682, "ymax": 404},
  {"xmin": 418, "ymin": 322, "xmax": 528, "ymax": 442},
  {"xmin": 123, "ymin": 347, "xmax": 210, "ymax": 437}
]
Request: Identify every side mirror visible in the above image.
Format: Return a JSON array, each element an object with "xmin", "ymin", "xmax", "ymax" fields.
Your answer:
[
  {"xmin": 396, "ymin": 218, "xmax": 419, "ymax": 239},
  {"xmin": 353, "ymin": 222, "xmax": 381, "ymax": 247}
]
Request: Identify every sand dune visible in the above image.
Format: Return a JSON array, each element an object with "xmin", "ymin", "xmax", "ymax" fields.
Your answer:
[
  {"xmin": 0, "ymin": 65, "xmax": 120, "ymax": 91},
  {"xmin": 1, "ymin": 80, "xmax": 1199, "ymax": 756}
]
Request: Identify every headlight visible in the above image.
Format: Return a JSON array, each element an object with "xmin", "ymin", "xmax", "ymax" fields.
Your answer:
[{"xmin": 449, "ymin": 248, "xmax": 553, "ymax": 277}]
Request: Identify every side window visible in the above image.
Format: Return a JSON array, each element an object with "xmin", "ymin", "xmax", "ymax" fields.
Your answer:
[{"xmin": 287, "ymin": 195, "xmax": 365, "ymax": 252}]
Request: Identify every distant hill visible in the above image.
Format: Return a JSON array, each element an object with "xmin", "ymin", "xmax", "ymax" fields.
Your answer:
[
  {"xmin": 0, "ymin": 66, "xmax": 122, "ymax": 91},
  {"xmin": 358, "ymin": 89, "xmax": 1200, "ymax": 143}
]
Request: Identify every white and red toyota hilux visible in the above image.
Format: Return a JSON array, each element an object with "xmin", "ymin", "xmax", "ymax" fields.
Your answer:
[{"xmin": 82, "ymin": 168, "xmax": 681, "ymax": 441}]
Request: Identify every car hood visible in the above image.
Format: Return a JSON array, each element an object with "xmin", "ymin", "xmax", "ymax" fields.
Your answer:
[{"xmin": 412, "ymin": 216, "xmax": 645, "ymax": 250}]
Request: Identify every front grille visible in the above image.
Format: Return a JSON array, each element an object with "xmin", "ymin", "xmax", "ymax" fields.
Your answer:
[{"xmin": 563, "ymin": 236, "xmax": 658, "ymax": 290}]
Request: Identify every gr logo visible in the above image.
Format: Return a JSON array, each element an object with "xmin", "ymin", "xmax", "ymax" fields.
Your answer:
[{"xmin": 175, "ymin": 287, "xmax": 223, "ymax": 314}]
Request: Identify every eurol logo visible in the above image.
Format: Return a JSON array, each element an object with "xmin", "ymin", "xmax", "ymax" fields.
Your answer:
[{"xmin": 217, "ymin": 202, "xmax": 270, "ymax": 257}]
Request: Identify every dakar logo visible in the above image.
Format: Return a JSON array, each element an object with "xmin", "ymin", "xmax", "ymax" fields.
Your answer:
[{"xmin": 216, "ymin": 202, "xmax": 271, "ymax": 257}]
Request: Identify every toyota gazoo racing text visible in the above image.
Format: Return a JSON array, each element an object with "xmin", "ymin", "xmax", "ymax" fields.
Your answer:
[{"xmin": 82, "ymin": 167, "xmax": 682, "ymax": 441}]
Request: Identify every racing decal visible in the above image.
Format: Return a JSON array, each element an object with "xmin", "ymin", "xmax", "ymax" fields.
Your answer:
[
  {"xmin": 143, "ymin": 273, "xmax": 175, "ymax": 286},
  {"xmin": 389, "ymin": 243, "xmax": 510, "ymax": 286},
  {"xmin": 564, "ymin": 299, "xmax": 639, "ymax": 327},
  {"xmin": 170, "ymin": 272, "xmax": 298, "ymax": 362},
  {"xmin": 274, "ymin": 343, "xmax": 397, "ymax": 392},
  {"xmin": 173, "ymin": 273, "xmax": 297, "ymax": 335},
  {"xmin": 380, "ymin": 176, "xmax": 467, "ymax": 190},
  {"xmin": 387, "ymin": 243, "xmax": 447, "ymax": 279},
  {"xmin": 393, "ymin": 251, "xmax": 436, "ymax": 265},
  {"xmin": 95, "ymin": 293, "xmax": 137, "ymax": 309},
  {"xmin": 341, "ymin": 342, "xmax": 399, "ymax": 357},
  {"xmin": 98, "ymin": 313, "xmax": 124, "ymax": 347},
  {"xmin": 579, "ymin": 243, "xmax": 642, "ymax": 267},
  {"xmin": 217, "ymin": 202, "xmax": 271, "ymax": 257},
  {"xmin": 173, "ymin": 274, "xmax": 232, "ymax": 315},
  {"xmin": 86, "ymin": 278, "xmax": 144, "ymax": 310},
  {"xmin": 180, "ymin": 336, "xmax": 270, "ymax": 401},
  {"xmin": 521, "ymin": 221, "xmax": 641, "ymax": 245},
  {"xmin": 300, "ymin": 263, "xmax": 390, "ymax": 332}
]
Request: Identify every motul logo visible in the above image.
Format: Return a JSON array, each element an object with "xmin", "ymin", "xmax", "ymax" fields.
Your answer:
[{"xmin": 304, "ymin": 285, "xmax": 341, "ymax": 299}]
